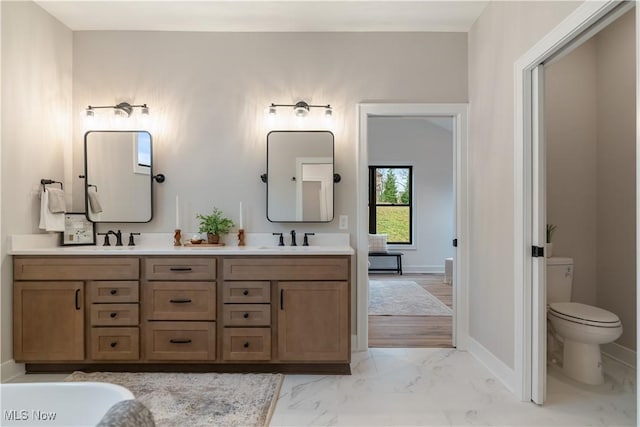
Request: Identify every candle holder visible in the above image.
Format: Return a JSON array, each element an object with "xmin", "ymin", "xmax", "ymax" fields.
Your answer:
[
  {"xmin": 174, "ymin": 229, "xmax": 182, "ymax": 246},
  {"xmin": 237, "ymin": 229, "xmax": 245, "ymax": 246}
]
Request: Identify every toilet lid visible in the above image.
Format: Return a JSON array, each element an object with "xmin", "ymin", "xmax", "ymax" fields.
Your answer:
[{"xmin": 549, "ymin": 302, "xmax": 621, "ymax": 327}]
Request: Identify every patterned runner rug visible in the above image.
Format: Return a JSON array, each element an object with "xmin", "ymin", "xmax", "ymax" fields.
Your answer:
[
  {"xmin": 66, "ymin": 371, "xmax": 283, "ymax": 427},
  {"xmin": 369, "ymin": 280, "xmax": 452, "ymax": 316}
]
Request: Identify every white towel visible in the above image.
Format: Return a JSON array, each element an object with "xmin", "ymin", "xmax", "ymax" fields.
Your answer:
[
  {"xmin": 47, "ymin": 187, "xmax": 66, "ymax": 213},
  {"xmin": 88, "ymin": 187, "xmax": 103, "ymax": 214},
  {"xmin": 39, "ymin": 190, "xmax": 65, "ymax": 232}
]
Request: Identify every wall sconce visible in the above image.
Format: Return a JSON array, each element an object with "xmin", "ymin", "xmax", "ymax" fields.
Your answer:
[
  {"xmin": 85, "ymin": 102, "xmax": 150, "ymax": 117},
  {"xmin": 268, "ymin": 101, "xmax": 332, "ymax": 118}
]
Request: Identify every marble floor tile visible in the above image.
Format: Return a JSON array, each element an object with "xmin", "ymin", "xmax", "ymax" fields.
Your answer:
[{"xmin": 270, "ymin": 348, "xmax": 636, "ymax": 426}]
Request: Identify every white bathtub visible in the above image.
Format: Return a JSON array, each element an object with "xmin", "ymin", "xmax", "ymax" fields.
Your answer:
[{"xmin": 1, "ymin": 382, "xmax": 134, "ymax": 426}]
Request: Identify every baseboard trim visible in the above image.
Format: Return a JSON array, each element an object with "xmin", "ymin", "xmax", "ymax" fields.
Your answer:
[
  {"xmin": 403, "ymin": 265, "xmax": 445, "ymax": 274},
  {"xmin": 467, "ymin": 337, "xmax": 516, "ymax": 394},
  {"xmin": 602, "ymin": 342, "xmax": 636, "ymax": 369},
  {"xmin": 1, "ymin": 359, "xmax": 25, "ymax": 383}
]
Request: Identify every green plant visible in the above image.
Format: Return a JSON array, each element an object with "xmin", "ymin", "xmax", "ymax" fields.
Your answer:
[
  {"xmin": 196, "ymin": 207, "xmax": 235, "ymax": 236},
  {"xmin": 546, "ymin": 224, "xmax": 557, "ymax": 244}
]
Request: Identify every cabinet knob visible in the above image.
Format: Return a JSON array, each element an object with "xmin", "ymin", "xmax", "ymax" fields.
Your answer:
[
  {"xmin": 110, "ymin": 312, "xmax": 117, "ymax": 318},
  {"xmin": 243, "ymin": 342, "xmax": 250, "ymax": 348},
  {"xmin": 110, "ymin": 341, "xmax": 118, "ymax": 348},
  {"xmin": 243, "ymin": 289, "xmax": 249, "ymax": 296},
  {"xmin": 243, "ymin": 313, "xmax": 249, "ymax": 319},
  {"xmin": 110, "ymin": 289, "xmax": 117, "ymax": 295}
]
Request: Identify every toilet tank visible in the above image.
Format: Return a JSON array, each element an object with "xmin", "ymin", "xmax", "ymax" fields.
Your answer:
[{"xmin": 546, "ymin": 257, "xmax": 573, "ymax": 304}]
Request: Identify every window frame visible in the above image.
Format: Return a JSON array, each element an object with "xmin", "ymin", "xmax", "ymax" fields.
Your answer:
[{"xmin": 368, "ymin": 165, "xmax": 413, "ymax": 245}]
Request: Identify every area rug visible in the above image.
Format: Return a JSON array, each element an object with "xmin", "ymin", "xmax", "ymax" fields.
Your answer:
[
  {"xmin": 369, "ymin": 280, "xmax": 452, "ymax": 316},
  {"xmin": 65, "ymin": 371, "xmax": 283, "ymax": 427}
]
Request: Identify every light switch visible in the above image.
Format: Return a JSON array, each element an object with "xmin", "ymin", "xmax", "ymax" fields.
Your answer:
[{"xmin": 339, "ymin": 215, "xmax": 348, "ymax": 230}]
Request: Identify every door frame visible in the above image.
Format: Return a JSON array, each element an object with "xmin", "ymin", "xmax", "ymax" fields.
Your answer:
[
  {"xmin": 513, "ymin": 0, "xmax": 635, "ymax": 403},
  {"xmin": 355, "ymin": 103, "xmax": 469, "ymax": 351}
]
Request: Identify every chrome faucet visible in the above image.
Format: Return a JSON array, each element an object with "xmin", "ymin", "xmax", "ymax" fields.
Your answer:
[
  {"xmin": 290, "ymin": 230, "xmax": 297, "ymax": 246},
  {"xmin": 108, "ymin": 230, "xmax": 123, "ymax": 246}
]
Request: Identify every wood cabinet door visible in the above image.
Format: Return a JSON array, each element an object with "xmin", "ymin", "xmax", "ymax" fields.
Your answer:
[
  {"xmin": 277, "ymin": 281, "xmax": 349, "ymax": 362},
  {"xmin": 13, "ymin": 282, "xmax": 84, "ymax": 361}
]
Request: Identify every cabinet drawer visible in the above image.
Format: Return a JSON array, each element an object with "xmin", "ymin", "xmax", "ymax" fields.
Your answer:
[
  {"xmin": 144, "ymin": 257, "xmax": 216, "ymax": 281},
  {"xmin": 14, "ymin": 257, "xmax": 139, "ymax": 281},
  {"xmin": 143, "ymin": 282, "xmax": 216, "ymax": 321},
  {"xmin": 90, "ymin": 327, "xmax": 139, "ymax": 360},
  {"xmin": 223, "ymin": 257, "xmax": 349, "ymax": 280},
  {"xmin": 89, "ymin": 281, "xmax": 139, "ymax": 303},
  {"xmin": 223, "ymin": 304, "xmax": 271, "ymax": 326},
  {"xmin": 222, "ymin": 281, "xmax": 271, "ymax": 303},
  {"xmin": 223, "ymin": 328, "xmax": 271, "ymax": 361},
  {"xmin": 90, "ymin": 304, "xmax": 139, "ymax": 326},
  {"xmin": 145, "ymin": 321, "xmax": 215, "ymax": 361}
]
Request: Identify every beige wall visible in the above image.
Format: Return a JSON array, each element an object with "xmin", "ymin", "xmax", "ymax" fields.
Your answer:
[
  {"xmin": 467, "ymin": 1, "xmax": 580, "ymax": 368},
  {"xmin": 595, "ymin": 10, "xmax": 636, "ymax": 350},
  {"xmin": 546, "ymin": 9, "xmax": 636, "ymax": 351},
  {"xmin": 1, "ymin": 2, "xmax": 72, "ymax": 364},
  {"xmin": 71, "ymin": 31, "xmax": 467, "ymax": 240},
  {"xmin": 545, "ymin": 38, "xmax": 599, "ymax": 306}
]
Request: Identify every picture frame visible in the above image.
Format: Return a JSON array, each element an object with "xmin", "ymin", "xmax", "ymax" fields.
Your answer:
[{"xmin": 62, "ymin": 212, "xmax": 96, "ymax": 246}]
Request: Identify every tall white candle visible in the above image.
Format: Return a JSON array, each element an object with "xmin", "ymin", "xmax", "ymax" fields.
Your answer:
[
  {"xmin": 175, "ymin": 195, "xmax": 180, "ymax": 230},
  {"xmin": 239, "ymin": 202, "xmax": 243, "ymax": 229}
]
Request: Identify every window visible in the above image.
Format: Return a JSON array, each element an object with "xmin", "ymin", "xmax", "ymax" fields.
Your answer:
[
  {"xmin": 368, "ymin": 166, "xmax": 413, "ymax": 244},
  {"xmin": 133, "ymin": 132, "xmax": 151, "ymax": 175}
]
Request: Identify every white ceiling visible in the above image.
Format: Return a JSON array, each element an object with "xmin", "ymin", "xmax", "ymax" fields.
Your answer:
[{"xmin": 35, "ymin": 1, "xmax": 489, "ymax": 32}]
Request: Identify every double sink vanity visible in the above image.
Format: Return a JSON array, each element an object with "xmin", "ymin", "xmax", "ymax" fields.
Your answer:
[{"xmin": 11, "ymin": 234, "xmax": 353, "ymax": 374}]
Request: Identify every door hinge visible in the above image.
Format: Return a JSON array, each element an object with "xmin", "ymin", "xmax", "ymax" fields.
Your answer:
[
  {"xmin": 453, "ymin": 239, "xmax": 458, "ymax": 248},
  {"xmin": 532, "ymin": 246, "xmax": 545, "ymax": 257}
]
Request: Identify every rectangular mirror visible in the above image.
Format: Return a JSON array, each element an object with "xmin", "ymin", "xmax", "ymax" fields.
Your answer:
[
  {"xmin": 84, "ymin": 130, "xmax": 154, "ymax": 222},
  {"xmin": 266, "ymin": 130, "xmax": 334, "ymax": 222}
]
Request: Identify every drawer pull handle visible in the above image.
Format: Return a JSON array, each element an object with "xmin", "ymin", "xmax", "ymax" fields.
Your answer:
[
  {"xmin": 75, "ymin": 289, "xmax": 81, "ymax": 310},
  {"xmin": 169, "ymin": 298, "xmax": 192, "ymax": 304},
  {"xmin": 169, "ymin": 267, "xmax": 193, "ymax": 272},
  {"xmin": 110, "ymin": 341, "xmax": 118, "ymax": 348},
  {"xmin": 243, "ymin": 289, "xmax": 249, "ymax": 296},
  {"xmin": 110, "ymin": 289, "xmax": 117, "ymax": 295},
  {"xmin": 243, "ymin": 342, "xmax": 250, "ymax": 348},
  {"xmin": 243, "ymin": 313, "xmax": 249, "ymax": 319},
  {"xmin": 110, "ymin": 312, "xmax": 117, "ymax": 318},
  {"xmin": 170, "ymin": 339, "xmax": 192, "ymax": 344}
]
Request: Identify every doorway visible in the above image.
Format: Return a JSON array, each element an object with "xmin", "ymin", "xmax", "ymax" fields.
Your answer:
[
  {"xmin": 514, "ymin": 0, "xmax": 637, "ymax": 404},
  {"xmin": 355, "ymin": 103, "xmax": 469, "ymax": 352}
]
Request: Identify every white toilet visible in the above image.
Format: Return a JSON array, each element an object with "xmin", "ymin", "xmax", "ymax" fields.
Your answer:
[{"xmin": 547, "ymin": 257, "xmax": 622, "ymax": 385}]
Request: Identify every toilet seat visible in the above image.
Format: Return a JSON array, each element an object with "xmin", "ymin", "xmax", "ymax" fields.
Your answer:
[{"xmin": 549, "ymin": 302, "xmax": 621, "ymax": 328}]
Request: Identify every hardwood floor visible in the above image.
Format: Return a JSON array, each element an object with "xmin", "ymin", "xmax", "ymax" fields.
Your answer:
[{"xmin": 368, "ymin": 273, "xmax": 453, "ymax": 348}]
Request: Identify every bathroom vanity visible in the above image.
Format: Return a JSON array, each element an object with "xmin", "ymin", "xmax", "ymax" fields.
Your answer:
[{"xmin": 12, "ymin": 237, "xmax": 352, "ymax": 374}]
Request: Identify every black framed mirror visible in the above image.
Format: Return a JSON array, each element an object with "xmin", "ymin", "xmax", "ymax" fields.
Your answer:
[
  {"xmin": 84, "ymin": 130, "xmax": 154, "ymax": 223},
  {"xmin": 265, "ymin": 130, "xmax": 335, "ymax": 222}
]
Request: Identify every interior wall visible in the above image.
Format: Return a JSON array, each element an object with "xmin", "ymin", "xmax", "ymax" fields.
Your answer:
[
  {"xmin": 545, "ymin": 38, "xmax": 599, "ymax": 307},
  {"xmin": 0, "ymin": 1, "xmax": 72, "ymax": 364},
  {"xmin": 368, "ymin": 117, "xmax": 454, "ymax": 272},
  {"xmin": 546, "ymin": 9, "xmax": 636, "ymax": 352},
  {"xmin": 71, "ymin": 31, "xmax": 467, "ymax": 245},
  {"xmin": 595, "ymin": 10, "xmax": 636, "ymax": 350},
  {"xmin": 467, "ymin": 0, "xmax": 581, "ymax": 368}
]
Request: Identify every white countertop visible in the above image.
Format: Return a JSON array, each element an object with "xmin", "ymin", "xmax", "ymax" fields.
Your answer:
[{"xmin": 8, "ymin": 233, "xmax": 354, "ymax": 256}]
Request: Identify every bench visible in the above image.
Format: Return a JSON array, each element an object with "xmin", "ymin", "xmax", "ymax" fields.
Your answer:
[{"xmin": 368, "ymin": 251, "xmax": 404, "ymax": 275}]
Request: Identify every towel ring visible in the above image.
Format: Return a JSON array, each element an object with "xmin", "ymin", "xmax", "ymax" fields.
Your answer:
[{"xmin": 40, "ymin": 179, "xmax": 63, "ymax": 192}]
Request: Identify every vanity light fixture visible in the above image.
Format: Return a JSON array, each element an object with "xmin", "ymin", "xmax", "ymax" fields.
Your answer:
[
  {"xmin": 85, "ymin": 102, "xmax": 150, "ymax": 118},
  {"xmin": 268, "ymin": 101, "xmax": 332, "ymax": 118}
]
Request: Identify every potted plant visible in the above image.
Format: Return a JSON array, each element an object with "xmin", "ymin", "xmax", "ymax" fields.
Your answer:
[
  {"xmin": 196, "ymin": 207, "xmax": 235, "ymax": 244},
  {"xmin": 546, "ymin": 224, "xmax": 557, "ymax": 258}
]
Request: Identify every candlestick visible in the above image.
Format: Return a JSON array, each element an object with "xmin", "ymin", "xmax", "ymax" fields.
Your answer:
[
  {"xmin": 175, "ymin": 195, "xmax": 180, "ymax": 229},
  {"xmin": 174, "ymin": 229, "xmax": 182, "ymax": 246},
  {"xmin": 239, "ymin": 202, "xmax": 243, "ymax": 229},
  {"xmin": 237, "ymin": 229, "xmax": 245, "ymax": 246}
]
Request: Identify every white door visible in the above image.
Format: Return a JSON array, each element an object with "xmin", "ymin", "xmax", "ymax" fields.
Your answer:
[{"xmin": 531, "ymin": 64, "xmax": 547, "ymax": 405}]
